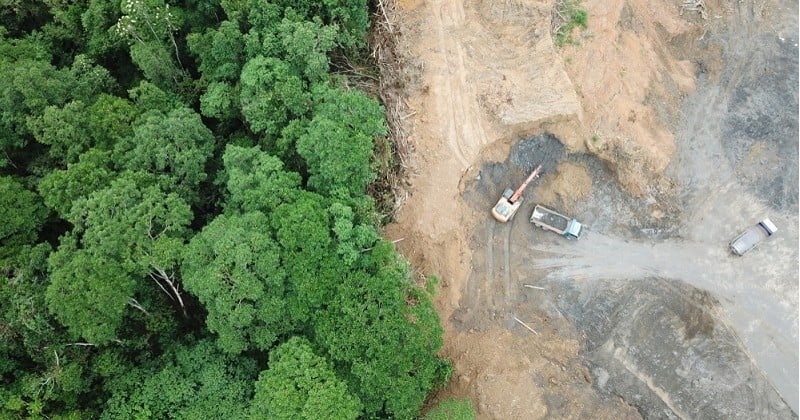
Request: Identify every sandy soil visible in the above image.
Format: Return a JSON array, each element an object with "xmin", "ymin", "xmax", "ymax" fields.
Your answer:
[{"xmin": 381, "ymin": 0, "xmax": 797, "ymax": 418}]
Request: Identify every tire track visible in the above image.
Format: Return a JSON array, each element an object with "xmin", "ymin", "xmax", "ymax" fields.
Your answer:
[
  {"xmin": 502, "ymin": 207, "xmax": 530, "ymax": 305},
  {"xmin": 485, "ymin": 219, "xmax": 496, "ymax": 308},
  {"xmin": 503, "ymin": 216, "xmax": 512, "ymax": 303},
  {"xmin": 465, "ymin": 217, "xmax": 501, "ymax": 312},
  {"xmin": 432, "ymin": 0, "xmax": 489, "ymax": 169}
]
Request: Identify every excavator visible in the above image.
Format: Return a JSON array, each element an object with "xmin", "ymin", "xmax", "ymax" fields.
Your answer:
[{"xmin": 491, "ymin": 165, "xmax": 543, "ymax": 223}]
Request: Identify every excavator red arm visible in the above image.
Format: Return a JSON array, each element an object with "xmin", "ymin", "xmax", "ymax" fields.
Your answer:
[{"xmin": 509, "ymin": 164, "xmax": 543, "ymax": 203}]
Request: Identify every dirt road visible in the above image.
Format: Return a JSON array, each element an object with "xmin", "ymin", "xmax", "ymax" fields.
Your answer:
[{"xmin": 385, "ymin": 0, "xmax": 798, "ymax": 418}]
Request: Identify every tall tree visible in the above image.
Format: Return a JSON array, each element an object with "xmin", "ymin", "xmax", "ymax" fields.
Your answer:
[
  {"xmin": 64, "ymin": 54, "xmax": 117, "ymax": 104},
  {"xmin": 182, "ymin": 211, "xmax": 288, "ymax": 354},
  {"xmin": 0, "ymin": 58, "xmax": 69, "ymax": 166},
  {"xmin": 220, "ymin": 144, "xmax": 302, "ymax": 214},
  {"xmin": 269, "ymin": 192, "xmax": 343, "ymax": 321},
  {"xmin": 0, "ymin": 242, "xmax": 97, "ymax": 419},
  {"xmin": 199, "ymin": 81, "xmax": 239, "ymax": 120},
  {"xmin": 112, "ymin": 0, "xmax": 188, "ymax": 91},
  {"xmin": 46, "ymin": 244, "xmax": 135, "ymax": 344},
  {"xmin": 0, "ymin": 47, "xmax": 114, "ymax": 167},
  {"xmin": 37, "ymin": 149, "xmax": 115, "ymax": 217},
  {"xmin": 328, "ymin": 201, "xmax": 378, "ymax": 266},
  {"xmin": 315, "ymin": 241, "xmax": 448, "ymax": 419},
  {"xmin": 114, "ymin": 107, "xmax": 215, "ymax": 204},
  {"xmin": 80, "ymin": 0, "xmax": 126, "ymax": 58},
  {"xmin": 276, "ymin": 14, "xmax": 337, "ymax": 83},
  {"xmin": 27, "ymin": 100, "xmax": 92, "ymax": 165},
  {"xmin": 188, "ymin": 20, "xmax": 247, "ymax": 122},
  {"xmin": 46, "ymin": 173, "xmax": 193, "ymax": 343},
  {"xmin": 296, "ymin": 84, "xmax": 387, "ymax": 198},
  {"xmin": 101, "ymin": 339, "xmax": 256, "ymax": 419},
  {"xmin": 245, "ymin": 0, "xmax": 369, "ymax": 49},
  {"xmin": 128, "ymin": 81, "xmax": 185, "ymax": 114},
  {"xmin": 250, "ymin": 337, "xmax": 362, "ymax": 419},
  {"xmin": 239, "ymin": 55, "xmax": 309, "ymax": 137},
  {"xmin": 0, "ymin": 176, "xmax": 47, "ymax": 270},
  {"xmin": 187, "ymin": 20, "xmax": 245, "ymax": 83},
  {"xmin": 85, "ymin": 94, "xmax": 139, "ymax": 150}
]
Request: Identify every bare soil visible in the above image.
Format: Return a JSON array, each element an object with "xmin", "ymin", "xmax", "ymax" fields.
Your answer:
[{"xmin": 382, "ymin": 0, "xmax": 798, "ymax": 418}]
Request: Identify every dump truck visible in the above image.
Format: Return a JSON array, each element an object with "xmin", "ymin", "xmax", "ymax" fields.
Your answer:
[
  {"xmin": 491, "ymin": 165, "xmax": 543, "ymax": 223},
  {"xmin": 530, "ymin": 204, "xmax": 583, "ymax": 239},
  {"xmin": 729, "ymin": 218, "xmax": 777, "ymax": 256}
]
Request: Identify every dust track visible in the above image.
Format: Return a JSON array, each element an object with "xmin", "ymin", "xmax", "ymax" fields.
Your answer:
[{"xmin": 526, "ymin": 228, "xmax": 798, "ymax": 391}]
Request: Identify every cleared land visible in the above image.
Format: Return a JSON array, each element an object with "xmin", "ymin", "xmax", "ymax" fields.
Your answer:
[{"xmin": 384, "ymin": 0, "xmax": 799, "ymax": 418}]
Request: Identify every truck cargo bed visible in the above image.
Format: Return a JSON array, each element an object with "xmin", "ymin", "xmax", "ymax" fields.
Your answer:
[
  {"xmin": 531, "ymin": 211, "xmax": 569, "ymax": 233},
  {"xmin": 530, "ymin": 206, "xmax": 569, "ymax": 233}
]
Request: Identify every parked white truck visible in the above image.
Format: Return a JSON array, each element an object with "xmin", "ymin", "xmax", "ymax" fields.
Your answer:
[
  {"xmin": 530, "ymin": 205, "xmax": 583, "ymax": 239},
  {"xmin": 729, "ymin": 218, "xmax": 777, "ymax": 256}
]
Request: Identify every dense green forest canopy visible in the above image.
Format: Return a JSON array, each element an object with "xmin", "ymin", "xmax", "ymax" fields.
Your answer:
[{"xmin": 0, "ymin": 0, "xmax": 452, "ymax": 418}]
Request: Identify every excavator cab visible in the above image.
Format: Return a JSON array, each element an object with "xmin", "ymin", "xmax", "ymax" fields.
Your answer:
[
  {"xmin": 491, "ymin": 195, "xmax": 521, "ymax": 222},
  {"xmin": 491, "ymin": 165, "xmax": 542, "ymax": 223}
]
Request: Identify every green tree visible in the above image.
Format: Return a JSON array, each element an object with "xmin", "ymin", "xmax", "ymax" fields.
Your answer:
[
  {"xmin": 199, "ymin": 81, "xmax": 239, "ymax": 120},
  {"xmin": 315, "ymin": 241, "xmax": 447, "ymax": 419},
  {"xmin": 328, "ymin": 201, "xmax": 378, "ymax": 266},
  {"xmin": 38, "ymin": 149, "xmax": 115, "ymax": 217},
  {"xmin": 66, "ymin": 173, "xmax": 192, "ymax": 274},
  {"xmin": 221, "ymin": 144, "xmax": 302, "ymax": 214},
  {"xmin": 0, "ymin": 176, "xmax": 47, "ymax": 270},
  {"xmin": 296, "ymin": 84, "xmax": 387, "ymax": 198},
  {"xmin": 1, "ymin": 238, "xmax": 107, "ymax": 419},
  {"xmin": 64, "ymin": 54, "xmax": 117, "ymax": 104},
  {"xmin": 80, "ymin": 0, "xmax": 126, "ymax": 58},
  {"xmin": 0, "ymin": 46, "xmax": 114, "ymax": 167},
  {"xmin": 187, "ymin": 20, "xmax": 245, "ymax": 82},
  {"xmin": 269, "ymin": 192, "xmax": 343, "ymax": 322},
  {"xmin": 239, "ymin": 56, "xmax": 309, "ymax": 137},
  {"xmin": 250, "ymin": 337, "xmax": 361, "ymax": 419},
  {"xmin": 46, "ymin": 243, "xmax": 135, "ymax": 344},
  {"xmin": 114, "ymin": 107, "xmax": 215, "ymax": 204},
  {"xmin": 0, "ymin": 244, "xmax": 52, "ymax": 379},
  {"xmin": 129, "ymin": 40, "xmax": 186, "ymax": 90},
  {"xmin": 85, "ymin": 94, "xmax": 139, "ymax": 149},
  {"xmin": 0, "ymin": 1, "xmax": 48, "ymax": 36},
  {"xmin": 277, "ymin": 16, "xmax": 337, "ymax": 83},
  {"xmin": 46, "ymin": 173, "xmax": 193, "ymax": 343},
  {"xmin": 0, "ymin": 58, "xmax": 69, "ymax": 164},
  {"xmin": 113, "ymin": 0, "xmax": 188, "ymax": 90},
  {"xmin": 101, "ymin": 340, "xmax": 256, "ymax": 419},
  {"xmin": 245, "ymin": 0, "xmax": 368, "ymax": 49},
  {"xmin": 240, "ymin": 0, "xmax": 281, "ymax": 38},
  {"xmin": 242, "ymin": 8, "xmax": 336, "ymax": 82},
  {"xmin": 316, "ymin": 0, "xmax": 370, "ymax": 48},
  {"xmin": 27, "ymin": 100, "xmax": 92, "ymax": 164},
  {"xmin": 128, "ymin": 81, "xmax": 185, "ymax": 114},
  {"xmin": 182, "ymin": 211, "xmax": 288, "ymax": 354},
  {"xmin": 39, "ymin": 0, "xmax": 89, "ymax": 66}
]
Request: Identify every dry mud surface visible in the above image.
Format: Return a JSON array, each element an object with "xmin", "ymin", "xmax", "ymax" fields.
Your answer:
[{"xmin": 384, "ymin": 0, "xmax": 798, "ymax": 418}]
